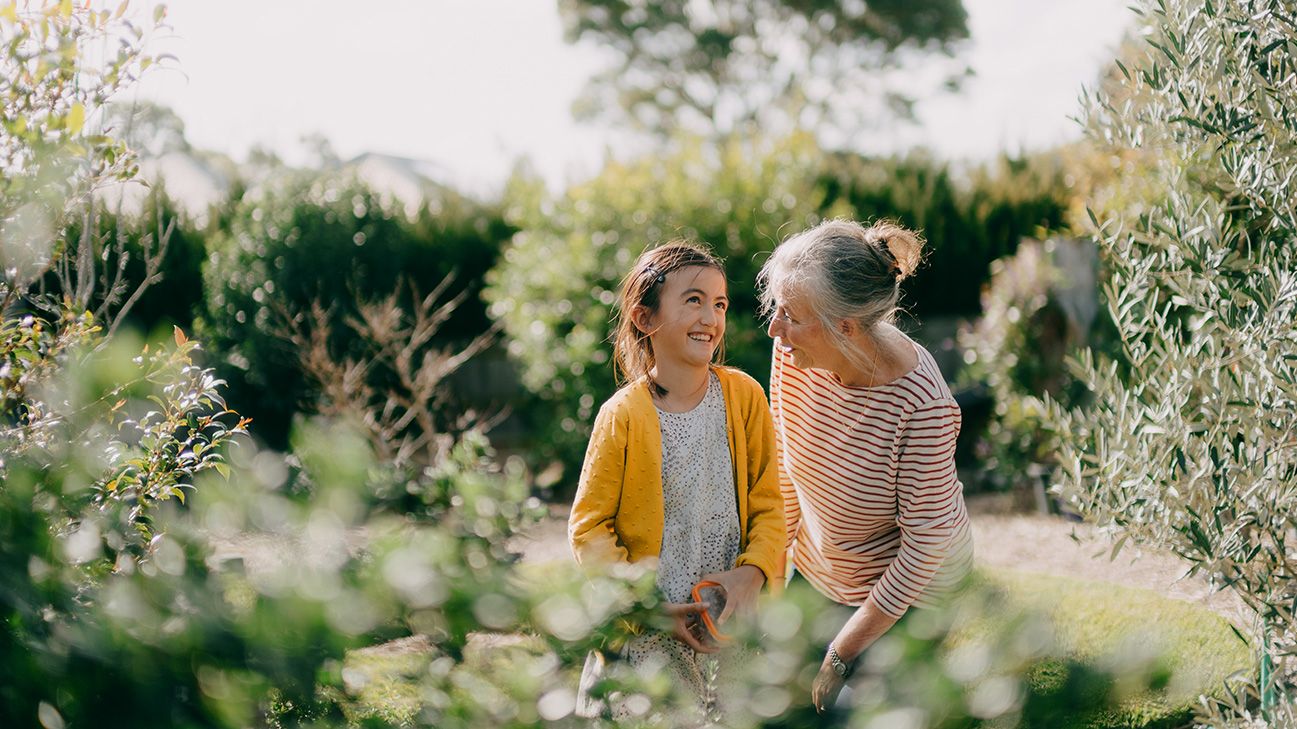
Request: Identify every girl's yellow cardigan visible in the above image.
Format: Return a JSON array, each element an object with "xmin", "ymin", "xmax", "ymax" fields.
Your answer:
[{"xmin": 568, "ymin": 366, "xmax": 786, "ymax": 584}]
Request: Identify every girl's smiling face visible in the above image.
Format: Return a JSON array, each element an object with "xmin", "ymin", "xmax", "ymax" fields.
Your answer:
[{"xmin": 634, "ymin": 265, "xmax": 728, "ymax": 369}]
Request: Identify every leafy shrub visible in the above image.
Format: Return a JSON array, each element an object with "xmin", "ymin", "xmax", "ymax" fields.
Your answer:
[
  {"xmin": 2, "ymin": 381, "xmax": 671, "ymax": 729},
  {"xmin": 957, "ymin": 239, "xmax": 1108, "ymax": 495},
  {"xmin": 60, "ymin": 188, "xmax": 212, "ymax": 336},
  {"xmin": 200, "ymin": 173, "xmax": 512, "ymax": 447},
  {"xmin": 1049, "ymin": 0, "xmax": 1297, "ymax": 723}
]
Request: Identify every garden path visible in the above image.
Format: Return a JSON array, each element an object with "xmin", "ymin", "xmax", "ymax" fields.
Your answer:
[{"xmin": 511, "ymin": 496, "xmax": 1253, "ymax": 630}]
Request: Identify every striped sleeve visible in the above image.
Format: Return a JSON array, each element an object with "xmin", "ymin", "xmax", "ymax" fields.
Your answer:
[
  {"xmin": 769, "ymin": 349, "xmax": 801, "ymax": 552},
  {"xmin": 869, "ymin": 398, "xmax": 964, "ymax": 619}
]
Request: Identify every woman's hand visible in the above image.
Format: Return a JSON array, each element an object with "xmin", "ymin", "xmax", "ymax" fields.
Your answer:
[
  {"xmin": 812, "ymin": 655, "xmax": 846, "ymax": 713},
  {"xmin": 809, "ymin": 600, "xmax": 900, "ymax": 711},
  {"xmin": 699, "ymin": 564, "xmax": 766, "ymax": 624},
  {"xmin": 662, "ymin": 601, "xmax": 718, "ymax": 653}
]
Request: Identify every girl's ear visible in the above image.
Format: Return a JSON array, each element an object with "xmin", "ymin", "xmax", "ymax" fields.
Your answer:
[{"xmin": 631, "ymin": 304, "xmax": 656, "ymax": 335}]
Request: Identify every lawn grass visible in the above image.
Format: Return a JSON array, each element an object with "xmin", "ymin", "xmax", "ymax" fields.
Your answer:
[
  {"xmin": 338, "ymin": 566, "xmax": 1252, "ymax": 728},
  {"xmin": 334, "ymin": 638, "xmax": 431, "ymax": 726},
  {"xmin": 952, "ymin": 569, "xmax": 1253, "ymax": 728}
]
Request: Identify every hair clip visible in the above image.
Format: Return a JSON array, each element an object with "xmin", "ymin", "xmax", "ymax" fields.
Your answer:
[
  {"xmin": 644, "ymin": 266, "xmax": 667, "ymax": 286},
  {"xmin": 878, "ymin": 238, "xmax": 902, "ymax": 279}
]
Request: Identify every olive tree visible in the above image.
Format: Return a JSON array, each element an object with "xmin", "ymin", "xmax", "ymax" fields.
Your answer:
[{"xmin": 1049, "ymin": 0, "xmax": 1297, "ymax": 723}]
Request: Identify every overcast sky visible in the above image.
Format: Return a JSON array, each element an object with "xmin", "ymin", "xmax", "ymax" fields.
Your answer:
[{"xmin": 133, "ymin": 0, "xmax": 1135, "ymax": 192}]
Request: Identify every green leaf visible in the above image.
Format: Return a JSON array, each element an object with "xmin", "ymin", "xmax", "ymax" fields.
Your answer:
[
  {"xmin": 66, "ymin": 102, "xmax": 85, "ymax": 136},
  {"xmin": 1258, "ymin": 39, "xmax": 1285, "ymax": 57},
  {"xmin": 214, "ymin": 462, "xmax": 231, "ymax": 480}
]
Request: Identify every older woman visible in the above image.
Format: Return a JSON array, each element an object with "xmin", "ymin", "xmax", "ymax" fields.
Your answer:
[{"xmin": 758, "ymin": 219, "xmax": 974, "ymax": 712}]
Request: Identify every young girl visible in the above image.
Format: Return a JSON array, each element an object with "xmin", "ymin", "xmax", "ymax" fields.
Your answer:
[{"xmin": 569, "ymin": 241, "xmax": 785, "ymax": 720}]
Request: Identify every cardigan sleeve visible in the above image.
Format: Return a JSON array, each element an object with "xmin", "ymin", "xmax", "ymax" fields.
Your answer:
[
  {"xmin": 869, "ymin": 398, "xmax": 965, "ymax": 619},
  {"xmin": 568, "ymin": 400, "xmax": 631, "ymax": 567},
  {"xmin": 733, "ymin": 376, "xmax": 787, "ymax": 584}
]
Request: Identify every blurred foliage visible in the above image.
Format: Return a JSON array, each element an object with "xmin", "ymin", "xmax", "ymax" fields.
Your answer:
[
  {"xmin": 820, "ymin": 151, "xmax": 1071, "ymax": 320},
  {"xmin": 199, "ymin": 173, "xmax": 513, "ymax": 448},
  {"xmin": 303, "ymin": 567, "xmax": 1248, "ymax": 728},
  {"xmin": 957, "ymin": 239, "xmax": 1111, "ymax": 495},
  {"xmin": 487, "ymin": 135, "xmax": 1071, "ymax": 485},
  {"xmin": 0, "ymin": 0, "xmax": 153, "ymax": 222},
  {"xmin": 1049, "ymin": 0, "xmax": 1297, "ymax": 724},
  {"xmin": 2, "ymin": 392, "xmax": 657, "ymax": 728},
  {"xmin": 47, "ymin": 188, "xmax": 211, "ymax": 336},
  {"xmin": 275, "ymin": 276, "xmax": 501, "ymax": 479},
  {"xmin": 0, "ymin": 0, "xmax": 163, "ymax": 317},
  {"xmin": 559, "ymin": 0, "xmax": 970, "ymax": 138}
]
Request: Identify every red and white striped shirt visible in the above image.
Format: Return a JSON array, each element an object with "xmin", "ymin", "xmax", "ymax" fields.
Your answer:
[{"xmin": 770, "ymin": 340, "xmax": 974, "ymax": 618}]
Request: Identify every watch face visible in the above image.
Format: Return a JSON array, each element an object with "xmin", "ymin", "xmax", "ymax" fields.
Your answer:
[{"xmin": 829, "ymin": 648, "xmax": 851, "ymax": 678}]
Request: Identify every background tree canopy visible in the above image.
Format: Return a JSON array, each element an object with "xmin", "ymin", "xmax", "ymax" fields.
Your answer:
[{"xmin": 558, "ymin": 0, "xmax": 971, "ymax": 137}]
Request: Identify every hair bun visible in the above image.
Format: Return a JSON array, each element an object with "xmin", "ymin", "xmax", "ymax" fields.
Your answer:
[{"xmin": 869, "ymin": 221, "xmax": 924, "ymax": 282}]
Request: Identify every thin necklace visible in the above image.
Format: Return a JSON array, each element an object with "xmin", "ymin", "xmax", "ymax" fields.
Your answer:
[{"xmin": 832, "ymin": 337, "xmax": 883, "ymax": 429}]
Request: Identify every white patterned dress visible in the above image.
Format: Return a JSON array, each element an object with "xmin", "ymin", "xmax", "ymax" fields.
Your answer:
[{"xmin": 578, "ymin": 371, "xmax": 744, "ymax": 724}]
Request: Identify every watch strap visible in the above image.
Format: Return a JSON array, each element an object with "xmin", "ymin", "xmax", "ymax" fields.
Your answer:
[{"xmin": 828, "ymin": 644, "xmax": 853, "ymax": 679}]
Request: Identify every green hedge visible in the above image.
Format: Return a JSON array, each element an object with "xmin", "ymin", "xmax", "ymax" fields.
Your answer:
[
  {"xmin": 199, "ymin": 173, "xmax": 512, "ymax": 447},
  {"xmin": 820, "ymin": 152, "xmax": 1070, "ymax": 320}
]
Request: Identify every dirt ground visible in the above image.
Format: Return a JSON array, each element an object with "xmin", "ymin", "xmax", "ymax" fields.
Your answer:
[{"xmin": 512, "ymin": 496, "xmax": 1253, "ymax": 630}]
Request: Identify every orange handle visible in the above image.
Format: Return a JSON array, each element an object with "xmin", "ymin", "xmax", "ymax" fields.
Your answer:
[{"xmin": 691, "ymin": 580, "xmax": 731, "ymax": 643}]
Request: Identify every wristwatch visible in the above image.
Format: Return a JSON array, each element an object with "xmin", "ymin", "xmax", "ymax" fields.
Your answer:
[{"xmin": 827, "ymin": 644, "xmax": 853, "ymax": 679}]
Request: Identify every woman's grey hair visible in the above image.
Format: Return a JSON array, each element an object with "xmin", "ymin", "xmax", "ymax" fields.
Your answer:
[{"xmin": 757, "ymin": 218, "xmax": 924, "ymax": 370}]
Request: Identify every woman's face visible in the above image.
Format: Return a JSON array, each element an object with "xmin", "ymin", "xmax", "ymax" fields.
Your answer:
[{"xmin": 766, "ymin": 292, "xmax": 836, "ymax": 370}]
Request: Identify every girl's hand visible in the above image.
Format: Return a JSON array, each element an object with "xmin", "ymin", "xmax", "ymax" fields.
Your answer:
[
  {"xmin": 812, "ymin": 657, "xmax": 846, "ymax": 713},
  {"xmin": 699, "ymin": 564, "xmax": 765, "ymax": 624},
  {"xmin": 663, "ymin": 601, "xmax": 718, "ymax": 653}
]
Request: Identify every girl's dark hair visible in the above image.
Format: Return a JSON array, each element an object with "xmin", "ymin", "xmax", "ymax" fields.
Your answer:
[{"xmin": 612, "ymin": 240, "xmax": 726, "ymax": 394}]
